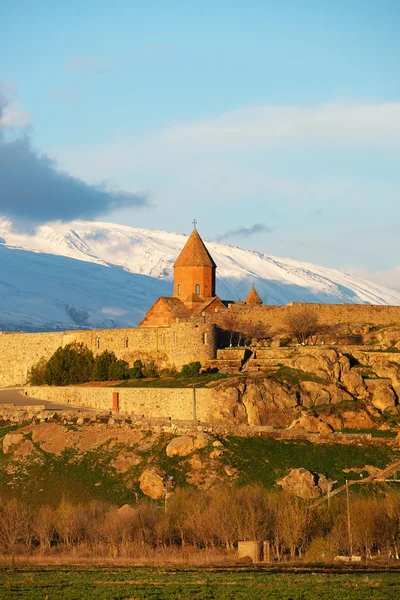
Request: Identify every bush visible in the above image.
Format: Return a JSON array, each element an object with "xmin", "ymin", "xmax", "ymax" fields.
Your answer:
[
  {"xmin": 159, "ymin": 367, "xmax": 178, "ymax": 378},
  {"xmin": 128, "ymin": 367, "xmax": 143, "ymax": 379},
  {"xmin": 44, "ymin": 343, "xmax": 94, "ymax": 386},
  {"xmin": 142, "ymin": 359, "xmax": 159, "ymax": 378},
  {"xmin": 92, "ymin": 350, "xmax": 118, "ymax": 381},
  {"xmin": 112, "ymin": 359, "xmax": 130, "ymax": 380},
  {"xmin": 180, "ymin": 361, "xmax": 201, "ymax": 378},
  {"xmin": 27, "ymin": 357, "xmax": 47, "ymax": 385}
]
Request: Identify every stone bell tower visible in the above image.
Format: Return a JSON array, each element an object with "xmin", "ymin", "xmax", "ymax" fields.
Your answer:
[{"xmin": 173, "ymin": 224, "xmax": 216, "ymax": 309}]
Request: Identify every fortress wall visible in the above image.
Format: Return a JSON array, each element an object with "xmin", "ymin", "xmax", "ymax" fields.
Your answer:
[
  {"xmin": 26, "ymin": 385, "xmax": 216, "ymax": 421},
  {"xmin": 211, "ymin": 303, "xmax": 400, "ymax": 329},
  {"xmin": 0, "ymin": 323, "xmax": 216, "ymax": 387}
]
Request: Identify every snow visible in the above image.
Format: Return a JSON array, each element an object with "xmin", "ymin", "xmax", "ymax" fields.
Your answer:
[{"xmin": 0, "ymin": 218, "xmax": 398, "ymax": 332}]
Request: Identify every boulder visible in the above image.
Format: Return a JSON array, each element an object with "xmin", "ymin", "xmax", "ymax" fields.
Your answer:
[
  {"xmin": 365, "ymin": 379, "xmax": 398, "ymax": 412},
  {"xmin": 289, "ymin": 413, "xmax": 333, "ymax": 434},
  {"xmin": 210, "ymin": 448, "xmax": 224, "ymax": 459},
  {"xmin": 299, "ymin": 381, "xmax": 347, "ymax": 408},
  {"xmin": 376, "ymin": 327, "xmax": 400, "ymax": 349},
  {"xmin": 341, "ymin": 410, "xmax": 375, "ymax": 429},
  {"xmin": 370, "ymin": 360, "xmax": 400, "ymax": 397},
  {"xmin": 277, "ymin": 468, "xmax": 333, "ymax": 499},
  {"xmin": 139, "ymin": 466, "xmax": 167, "ymax": 500},
  {"xmin": 2, "ymin": 432, "xmax": 24, "ymax": 454},
  {"xmin": 166, "ymin": 432, "xmax": 210, "ymax": 457},
  {"xmin": 290, "ymin": 349, "xmax": 350, "ymax": 382},
  {"xmin": 116, "ymin": 504, "xmax": 135, "ymax": 518},
  {"xmin": 209, "ymin": 377, "xmax": 299, "ymax": 427}
]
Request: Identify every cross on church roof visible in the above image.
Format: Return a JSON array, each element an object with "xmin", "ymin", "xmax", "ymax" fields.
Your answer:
[{"xmin": 192, "ymin": 219, "xmax": 197, "ymax": 229}]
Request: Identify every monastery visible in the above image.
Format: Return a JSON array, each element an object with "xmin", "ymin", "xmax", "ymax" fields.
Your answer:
[
  {"xmin": 0, "ymin": 226, "xmax": 400, "ymax": 388},
  {"xmin": 139, "ymin": 225, "xmax": 261, "ymax": 327}
]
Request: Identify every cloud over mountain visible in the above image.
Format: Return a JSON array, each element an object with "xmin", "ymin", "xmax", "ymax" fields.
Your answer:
[{"xmin": 0, "ymin": 84, "xmax": 148, "ymax": 228}]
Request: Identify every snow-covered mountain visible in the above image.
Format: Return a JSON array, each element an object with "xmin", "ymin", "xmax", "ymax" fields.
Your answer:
[{"xmin": 0, "ymin": 219, "xmax": 398, "ymax": 332}]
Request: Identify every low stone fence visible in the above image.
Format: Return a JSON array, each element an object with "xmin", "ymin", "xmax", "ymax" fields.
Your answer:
[{"xmin": 26, "ymin": 386, "xmax": 215, "ymax": 422}]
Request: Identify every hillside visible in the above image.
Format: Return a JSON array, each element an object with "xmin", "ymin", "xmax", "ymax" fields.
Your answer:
[{"xmin": 0, "ymin": 219, "xmax": 399, "ymax": 331}]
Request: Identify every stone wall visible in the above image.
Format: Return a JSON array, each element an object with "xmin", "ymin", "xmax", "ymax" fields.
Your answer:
[
  {"xmin": 210, "ymin": 302, "xmax": 400, "ymax": 330},
  {"xmin": 0, "ymin": 322, "xmax": 217, "ymax": 387},
  {"xmin": 26, "ymin": 385, "xmax": 215, "ymax": 421}
]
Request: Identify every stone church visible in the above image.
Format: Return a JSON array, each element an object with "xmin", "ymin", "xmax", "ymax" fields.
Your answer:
[{"xmin": 139, "ymin": 225, "xmax": 263, "ymax": 327}]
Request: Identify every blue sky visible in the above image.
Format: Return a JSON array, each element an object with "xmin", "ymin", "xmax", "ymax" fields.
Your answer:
[{"xmin": 1, "ymin": 0, "xmax": 400, "ymax": 287}]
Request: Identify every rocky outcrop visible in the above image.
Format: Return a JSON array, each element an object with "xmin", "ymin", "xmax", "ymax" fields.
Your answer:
[
  {"xmin": 209, "ymin": 377, "xmax": 299, "ymax": 427},
  {"xmin": 277, "ymin": 468, "xmax": 333, "ymax": 499},
  {"xmin": 365, "ymin": 379, "xmax": 397, "ymax": 413},
  {"xmin": 289, "ymin": 413, "xmax": 333, "ymax": 434},
  {"xmin": 2, "ymin": 432, "xmax": 24, "ymax": 454},
  {"xmin": 299, "ymin": 381, "xmax": 348, "ymax": 408},
  {"xmin": 375, "ymin": 327, "xmax": 400, "ymax": 349},
  {"xmin": 166, "ymin": 432, "xmax": 210, "ymax": 457},
  {"xmin": 290, "ymin": 349, "xmax": 367, "ymax": 398},
  {"xmin": 139, "ymin": 466, "xmax": 168, "ymax": 500},
  {"xmin": 290, "ymin": 349, "xmax": 349, "ymax": 382}
]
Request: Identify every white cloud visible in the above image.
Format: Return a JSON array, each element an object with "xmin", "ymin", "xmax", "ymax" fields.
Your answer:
[
  {"xmin": 55, "ymin": 101, "xmax": 400, "ymax": 179},
  {"xmin": 343, "ymin": 266, "xmax": 400, "ymax": 292},
  {"xmin": 0, "ymin": 81, "xmax": 31, "ymax": 129}
]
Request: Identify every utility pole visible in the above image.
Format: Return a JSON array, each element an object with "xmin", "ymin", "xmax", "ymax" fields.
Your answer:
[
  {"xmin": 346, "ymin": 480, "xmax": 353, "ymax": 559},
  {"xmin": 327, "ymin": 480, "xmax": 337, "ymax": 509}
]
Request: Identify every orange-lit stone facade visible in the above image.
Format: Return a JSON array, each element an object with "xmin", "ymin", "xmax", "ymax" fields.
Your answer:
[{"xmin": 173, "ymin": 265, "xmax": 215, "ymax": 302}]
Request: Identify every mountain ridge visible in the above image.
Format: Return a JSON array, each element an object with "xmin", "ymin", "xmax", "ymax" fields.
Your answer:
[{"xmin": 0, "ymin": 219, "xmax": 399, "ymax": 332}]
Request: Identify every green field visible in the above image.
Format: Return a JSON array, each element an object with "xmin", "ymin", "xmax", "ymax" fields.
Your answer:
[{"xmin": 1, "ymin": 565, "xmax": 400, "ymax": 599}]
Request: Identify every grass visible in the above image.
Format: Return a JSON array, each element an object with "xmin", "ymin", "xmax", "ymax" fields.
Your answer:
[
  {"xmin": 340, "ymin": 428, "xmax": 398, "ymax": 439},
  {"xmin": 1, "ymin": 429, "xmax": 399, "ymax": 507},
  {"xmin": 264, "ymin": 366, "xmax": 325, "ymax": 386},
  {"xmin": 361, "ymin": 347, "xmax": 400, "ymax": 354},
  {"xmin": 0, "ymin": 424, "xmax": 24, "ymax": 438},
  {"xmin": 116, "ymin": 372, "xmax": 239, "ymax": 388},
  {"xmin": 224, "ymin": 436, "xmax": 398, "ymax": 489},
  {"xmin": 1, "ymin": 564, "xmax": 400, "ymax": 599}
]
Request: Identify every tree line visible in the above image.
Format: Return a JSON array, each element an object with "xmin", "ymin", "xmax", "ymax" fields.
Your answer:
[
  {"xmin": 1, "ymin": 486, "xmax": 400, "ymax": 562},
  {"xmin": 28, "ymin": 342, "xmax": 145, "ymax": 386}
]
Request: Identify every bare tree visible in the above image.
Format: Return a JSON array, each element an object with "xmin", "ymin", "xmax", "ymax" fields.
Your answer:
[{"xmin": 283, "ymin": 306, "xmax": 319, "ymax": 344}]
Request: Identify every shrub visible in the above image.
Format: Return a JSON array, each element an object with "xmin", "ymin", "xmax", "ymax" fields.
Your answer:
[
  {"xmin": 128, "ymin": 367, "xmax": 143, "ymax": 379},
  {"xmin": 112, "ymin": 359, "xmax": 130, "ymax": 380},
  {"xmin": 27, "ymin": 357, "xmax": 47, "ymax": 385},
  {"xmin": 92, "ymin": 350, "xmax": 118, "ymax": 381},
  {"xmin": 44, "ymin": 343, "xmax": 94, "ymax": 386},
  {"xmin": 142, "ymin": 359, "xmax": 159, "ymax": 378},
  {"xmin": 180, "ymin": 361, "xmax": 201, "ymax": 378}
]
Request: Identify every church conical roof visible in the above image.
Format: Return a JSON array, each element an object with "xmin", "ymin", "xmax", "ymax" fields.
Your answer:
[
  {"xmin": 174, "ymin": 228, "xmax": 216, "ymax": 268},
  {"xmin": 245, "ymin": 284, "xmax": 263, "ymax": 305}
]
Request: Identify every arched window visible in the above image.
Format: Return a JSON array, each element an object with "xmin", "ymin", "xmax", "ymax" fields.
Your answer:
[
  {"xmin": 195, "ymin": 284, "xmax": 200, "ymax": 295},
  {"xmin": 177, "ymin": 284, "xmax": 181, "ymax": 296},
  {"xmin": 124, "ymin": 336, "xmax": 129, "ymax": 348},
  {"xmin": 161, "ymin": 333, "xmax": 166, "ymax": 346},
  {"xmin": 95, "ymin": 336, "xmax": 100, "ymax": 349}
]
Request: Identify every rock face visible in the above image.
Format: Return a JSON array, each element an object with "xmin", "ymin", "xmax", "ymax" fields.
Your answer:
[
  {"xmin": 139, "ymin": 466, "xmax": 167, "ymax": 500},
  {"xmin": 277, "ymin": 468, "xmax": 333, "ymax": 499},
  {"xmin": 209, "ymin": 377, "xmax": 299, "ymax": 427},
  {"xmin": 166, "ymin": 432, "xmax": 210, "ymax": 457}
]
